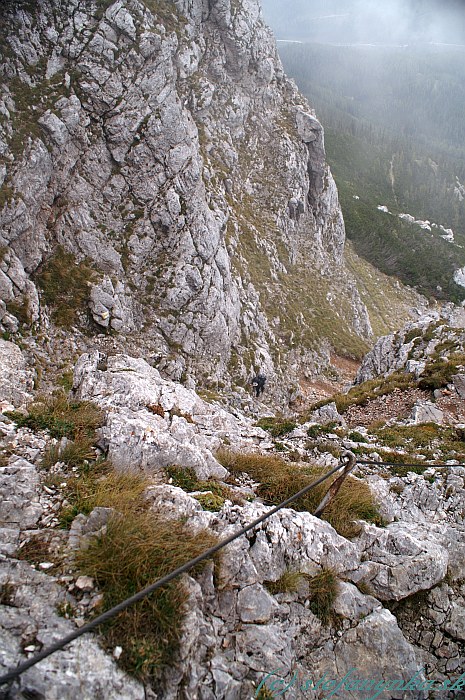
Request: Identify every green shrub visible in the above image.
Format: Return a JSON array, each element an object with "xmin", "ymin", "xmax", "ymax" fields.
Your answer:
[
  {"xmin": 165, "ymin": 465, "xmax": 199, "ymax": 491},
  {"xmin": 306, "ymin": 424, "xmax": 326, "ymax": 438},
  {"xmin": 348, "ymin": 431, "xmax": 368, "ymax": 443},
  {"xmin": 256, "ymin": 416, "xmax": 297, "ymax": 437},
  {"xmin": 419, "ymin": 354, "xmax": 465, "ymax": 390},
  {"xmin": 194, "ymin": 492, "xmax": 225, "ymax": 511}
]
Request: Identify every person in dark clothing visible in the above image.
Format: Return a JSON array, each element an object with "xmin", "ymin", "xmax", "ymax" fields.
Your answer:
[{"xmin": 251, "ymin": 373, "xmax": 267, "ymax": 398}]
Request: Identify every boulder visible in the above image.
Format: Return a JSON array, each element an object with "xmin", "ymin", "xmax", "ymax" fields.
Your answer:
[
  {"xmin": 409, "ymin": 401, "xmax": 443, "ymax": 425},
  {"xmin": 351, "ymin": 522, "xmax": 448, "ymax": 601},
  {"xmin": 72, "ymin": 352, "xmax": 269, "ymax": 479}
]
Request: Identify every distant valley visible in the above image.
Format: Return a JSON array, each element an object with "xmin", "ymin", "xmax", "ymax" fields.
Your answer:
[{"xmin": 275, "ymin": 41, "xmax": 465, "ymax": 302}]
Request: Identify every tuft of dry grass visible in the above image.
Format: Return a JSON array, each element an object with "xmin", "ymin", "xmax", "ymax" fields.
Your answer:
[
  {"xmin": 217, "ymin": 449, "xmax": 381, "ymax": 538},
  {"xmin": 309, "ymin": 370, "xmax": 415, "ymax": 415},
  {"xmin": 59, "ymin": 466, "xmax": 150, "ymax": 528},
  {"xmin": 16, "ymin": 534, "xmax": 55, "ymax": 567},
  {"xmin": 6, "ymin": 393, "xmax": 103, "ymax": 441},
  {"xmin": 0, "ymin": 581, "xmax": 16, "ymax": 606},
  {"xmin": 265, "ymin": 570, "xmax": 304, "ymax": 595},
  {"xmin": 307, "ymin": 568, "xmax": 339, "ymax": 625},
  {"xmin": 76, "ymin": 511, "xmax": 217, "ymax": 681},
  {"xmin": 41, "ymin": 436, "xmax": 96, "ymax": 470}
]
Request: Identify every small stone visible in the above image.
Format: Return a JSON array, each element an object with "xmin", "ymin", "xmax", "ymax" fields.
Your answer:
[
  {"xmin": 75, "ymin": 575, "xmax": 95, "ymax": 592},
  {"xmin": 113, "ymin": 646, "xmax": 123, "ymax": 659},
  {"xmin": 23, "ymin": 645, "xmax": 36, "ymax": 653},
  {"xmin": 38, "ymin": 562, "xmax": 55, "ymax": 570}
]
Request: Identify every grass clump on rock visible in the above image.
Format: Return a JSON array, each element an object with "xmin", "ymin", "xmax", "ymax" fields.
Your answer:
[
  {"xmin": 6, "ymin": 392, "xmax": 103, "ymax": 440},
  {"xmin": 165, "ymin": 465, "xmax": 242, "ymax": 509},
  {"xmin": 309, "ymin": 370, "xmax": 415, "ymax": 415},
  {"xmin": 60, "ymin": 460, "xmax": 217, "ymax": 680},
  {"xmin": 216, "ymin": 450, "xmax": 381, "ymax": 538},
  {"xmin": 76, "ymin": 511, "xmax": 217, "ymax": 681},
  {"xmin": 265, "ymin": 568, "xmax": 339, "ymax": 624},
  {"xmin": 255, "ymin": 416, "xmax": 297, "ymax": 437},
  {"xmin": 265, "ymin": 570, "xmax": 305, "ymax": 595},
  {"xmin": 307, "ymin": 568, "xmax": 339, "ymax": 625},
  {"xmin": 35, "ymin": 246, "xmax": 97, "ymax": 328},
  {"xmin": 59, "ymin": 466, "xmax": 150, "ymax": 528}
]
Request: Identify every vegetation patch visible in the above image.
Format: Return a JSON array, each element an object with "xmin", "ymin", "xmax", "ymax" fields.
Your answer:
[
  {"xmin": 165, "ymin": 465, "xmax": 241, "ymax": 507},
  {"xmin": 50, "ymin": 447, "xmax": 218, "ymax": 682},
  {"xmin": 348, "ymin": 431, "xmax": 368, "ymax": 443},
  {"xmin": 193, "ymin": 492, "xmax": 226, "ymax": 511},
  {"xmin": 41, "ymin": 437, "xmax": 96, "ymax": 470},
  {"xmin": 256, "ymin": 416, "xmax": 297, "ymax": 437},
  {"xmin": 216, "ymin": 450, "xmax": 381, "ymax": 538},
  {"xmin": 265, "ymin": 570, "xmax": 304, "ymax": 595},
  {"xmin": 0, "ymin": 582, "xmax": 16, "ymax": 606},
  {"xmin": 16, "ymin": 533, "xmax": 55, "ymax": 567},
  {"xmin": 374, "ymin": 423, "xmax": 465, "ymax": 462},
  {"xmin": 418, "ymin": 353, "xmax": 465, "ymax": 391},
  {"xmin": 76, "ymin": 511, "xmax": 216, "ymax": 681},
  {"xmin": 35, "ymin": 247, "xmax": 97, "ymax": 328},
  {"xmin": 307, "ymin": 568, "xmax": 339, "ymax": 625},
  {"xmin": 59, "ymin": 466, "xmax": 149, "ymax": 529},
  {"xmin": 142, "ymin": 0, "xmax": 188, "ymax": 32},
  {"xmin": 6, "ymin": 296, "xmax": 32, "ymax": 326},
  {"xmin": 309, "ymin": 370, "xmax": 415, "ymax": 415},
  {"xmin": 6, "ymin": 393, "xmax": 103, "ymax": 440}
]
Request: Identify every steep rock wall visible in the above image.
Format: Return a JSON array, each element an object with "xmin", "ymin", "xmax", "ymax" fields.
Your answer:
[{"xmin": 0, "ymin": 0, "xmax": 372, "ymax": 397}]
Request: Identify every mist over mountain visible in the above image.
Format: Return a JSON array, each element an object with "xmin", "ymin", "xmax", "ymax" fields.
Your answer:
[
  {"xmin": 276, "ymin": 38, "xmax": 465, "ymax": 302},
  {"xmin": 261, "ymin": 0, "xmax": 465, "ymax": 45}
]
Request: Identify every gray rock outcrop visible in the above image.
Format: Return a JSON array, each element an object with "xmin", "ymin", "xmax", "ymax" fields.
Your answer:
[
  {"xmin": 72, "ymin": 351, "xmax": 268, "ymax": 478},
  {"xmin": 0, "ymin": 340, "xmax": 34, "ymax": 408}
]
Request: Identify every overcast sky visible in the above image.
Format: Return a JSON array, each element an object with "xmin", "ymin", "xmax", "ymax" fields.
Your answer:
[{"xmin": 260, "ymin": 0, "xmax": 465, "ymax": 45}]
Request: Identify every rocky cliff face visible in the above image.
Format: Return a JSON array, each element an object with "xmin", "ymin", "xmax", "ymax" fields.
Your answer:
[{"xmin": 0, "ymin": 0, "xmax": 373, "ymax": 400}]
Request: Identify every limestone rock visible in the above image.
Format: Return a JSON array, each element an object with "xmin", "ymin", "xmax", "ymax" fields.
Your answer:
[
  {"xmin": 308, "ymin": 401, "xmax": 345, "ymax": 425},
  {"xmin": 452, "ymin": 374, "xmax": 465, "ymax": 398},
  {"xmin": 236, "ymin": 582, "xmax": 277, "ymax": 623},
  {"xmin": 0, "ymin": 340, "xmax": 33, "ymax": 407},
  {"xmin": 351, "ymin": 522, "xmax": 448, "ymax": 601},
  {"xmin": 72, "ymin": 352, "xmax": 270, "ymax": 479},
  {"xmin": 89, "ymin": 276, "xmax": 135, "ymax": 332},
  {"xmin": 333, "ymin": 608, "xmax": 428, "ymax": 700},
  {"xmin": 409, "ymin": 401, "xmax": 444, "ymax": 425}
]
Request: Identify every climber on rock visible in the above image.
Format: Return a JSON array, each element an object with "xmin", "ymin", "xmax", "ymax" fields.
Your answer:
[{"xmin": 251, "ymin": 373, "xmax": 267, "ymax": 398}]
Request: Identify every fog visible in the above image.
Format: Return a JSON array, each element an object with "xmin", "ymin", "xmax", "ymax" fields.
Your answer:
[{"xmin": 260, "ymin": 0, "xmax": 465, "ymax": 46}]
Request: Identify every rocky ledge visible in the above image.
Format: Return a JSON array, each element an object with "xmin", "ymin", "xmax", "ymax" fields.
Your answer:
[{"xmin": 0, "ymin": 338, "xmax": 464, "ymax": 699}]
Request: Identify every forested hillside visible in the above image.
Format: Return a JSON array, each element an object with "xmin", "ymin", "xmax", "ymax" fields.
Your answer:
[{"xmin": 279, "ymin": 43, "xmax": 465, "ymax": 301}]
